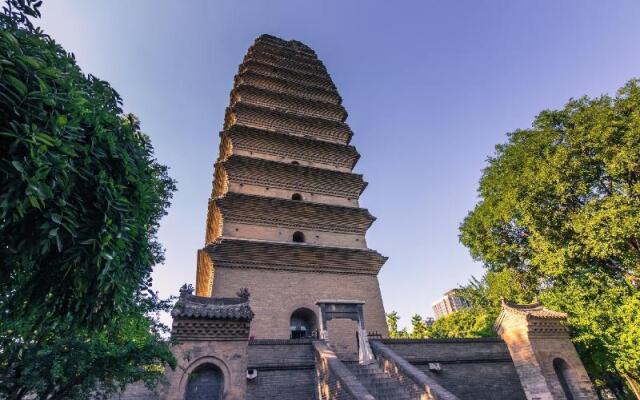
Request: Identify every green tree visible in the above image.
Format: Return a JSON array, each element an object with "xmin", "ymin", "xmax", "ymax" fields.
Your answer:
[
  {"xmin": 427, "ymin": 309, "xmax": 494, "ymax": 339},
  {"xmin": 423, "ymin": 270, "xmax": 529, "ymax": 339},
  {"xmin": 410, "ymin": 314, "xmax": 429, "ymax": 339},
  {"xmin": 386, "ymin": 311, "xmax": 409, "ymax": 338},
  {"xmin": 0, "ymin": 1, "xmax": 177, "ymax": 398},
  {"xmin": 459, "ymin": 79, "xmax": 640, "ymax": 397},
  {"xmin": 423, "ymin": 270, "xmax": 536, "ymax": 339}
]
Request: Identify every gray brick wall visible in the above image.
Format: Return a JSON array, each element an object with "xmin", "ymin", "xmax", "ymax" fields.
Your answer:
[
  {"xmin": 380, "ymin": 339, "xmax": 527, "ymax": 400},
  {"xmin": 247, "ymin": 340, "xmax": 317, "ymax": 400},
  {"xmin": 247, "ymin": 369, "xmax": 316, "ymax": 400}
]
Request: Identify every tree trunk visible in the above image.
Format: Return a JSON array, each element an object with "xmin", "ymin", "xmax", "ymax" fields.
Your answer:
[{"xmin": 624, "ymin": 374, "xmax": 640, "ymax": 399}]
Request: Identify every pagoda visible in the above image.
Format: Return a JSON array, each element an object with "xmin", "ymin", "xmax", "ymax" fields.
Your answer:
[
  {"xmin": 114, "ymin": 34, "xmax": 598, "ymax": 400},
  {"xmin": 195, "ymin": 34, "xmax": 389, "ymax": 342}
]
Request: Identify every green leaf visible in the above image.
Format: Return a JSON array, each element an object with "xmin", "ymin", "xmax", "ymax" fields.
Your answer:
[
  {"xmin": 1, "ymin": 31, "xmax": 19, "ymax": 47},
  {"xmin": 27, "ymin": 184, "xmax": 45, "ymax": 199},
  {"xmin": 56, "ymin": 115, "xmax": 67, "ymax": 127},
  {"xmin": 12, "ymin": 160, "xmax": 26, "ymax": 174},
  {"xmin": 34, "ymin": 131, "xmax": 56, "ymax": 146},
  {"xmin": 7, "ymin": 75, "xmax": 27, "ymax": 97},
  {"xmin": 28, "ymin": 195, "xmax": 40, "ymax": 209},
  {"xmin": 56, "ymin": 235, "xmax": 63, "ymax": 252},
  {"xmin": 18, "ymin": 55, "xmax": 42, "ymax": 69}
]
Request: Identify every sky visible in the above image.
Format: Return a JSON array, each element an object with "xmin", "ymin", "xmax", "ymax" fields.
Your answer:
[{"xmin": 38, "ymin": 1, "xmax": 640, "ymax": 328}]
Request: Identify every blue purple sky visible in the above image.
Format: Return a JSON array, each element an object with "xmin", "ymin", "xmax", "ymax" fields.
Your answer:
[{"xmin": 39, "ymin": 1, "xmax": 640, "ymax": 327}]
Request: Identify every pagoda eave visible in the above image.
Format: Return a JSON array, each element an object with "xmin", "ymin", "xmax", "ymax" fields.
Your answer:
[
  {"xmin": 211, "ymin": 192, "xmax": 375, "ymax": 234},
  {"xmin": 218, "ymin": 155, "xmax": 367, "ymax": 199},
  {"xmin": 235, "ymin": 70, "xmax": 342, "ymax": 104},
  {"xmin": 224, "ymin": 102, "xmax": 352, "ymax": 145},
  {"xmin": 220, "ymin": 126, "xmax": 359, "ymax": 170},
  {"xmin": 204, "ymin": 238, "xmax": 387, "ymax": 275}
]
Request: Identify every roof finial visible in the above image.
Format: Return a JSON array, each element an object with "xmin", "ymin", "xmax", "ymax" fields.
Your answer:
[
  {"xmin": 237, "ymin": 287, "xmax": 250, "ymax": 301},
  {"xmin": 180, "ymin": 283, "xmax": 194, "ymax": 297}
]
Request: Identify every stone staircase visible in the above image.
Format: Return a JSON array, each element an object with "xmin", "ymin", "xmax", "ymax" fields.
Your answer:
[{"xmin": 346, "ymin": 362, "xmax": 417, "ymax": 400}]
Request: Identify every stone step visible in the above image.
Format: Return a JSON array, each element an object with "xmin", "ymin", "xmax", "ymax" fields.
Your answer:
[{"xmin": 345, "ymin": 362, "xmax": 416, "ymax": 400}]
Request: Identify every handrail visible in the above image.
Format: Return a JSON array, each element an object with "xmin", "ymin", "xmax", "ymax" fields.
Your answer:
[
  {"xmin": 369, "ymin": 340, "xmax": 460, "ymax": 400},
  {"xmin": 313, "ymin": 341, "xmax": 375, "ymax": 400}
]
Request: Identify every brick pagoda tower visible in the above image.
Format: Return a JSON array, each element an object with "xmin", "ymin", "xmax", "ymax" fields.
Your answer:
[
  {"xmin": 115, "ymin": 34, "xmax": 598, "ymax": 400},
  {"xmin": 195, "ymin": 34, "xmax": 389, "ymax": 342}
]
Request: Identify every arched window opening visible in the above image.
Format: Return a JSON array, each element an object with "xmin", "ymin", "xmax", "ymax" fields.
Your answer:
[
  {"xmin": 290, "ymin": 308, "xmax": 317, "ymax": 339},
  {"xmin": 553, "ymin": 358, "xmax": 575, "ymax": 400},
  {"xmin": 291, "ymin": 193, "xmax": 303, "ymax": 201},
  {"xmin": 185, "ymin": 363, "xmax": 224, "ymax": 400},
  {"xmin": 292, "ymin": 231, "xmax": 305, "ymax": 243},
  {"xmin": 291, "ymin": 161, "xmax": 300, "ymax": 165}
]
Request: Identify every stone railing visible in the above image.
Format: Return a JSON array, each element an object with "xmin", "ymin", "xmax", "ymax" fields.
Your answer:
[
  {"xmin": 313, "ymin": 341, "xmax": 375, "ymax": 400},
  {"xmin": 369, "ymin": 340, "xmax": 459, "ymax": 400}
]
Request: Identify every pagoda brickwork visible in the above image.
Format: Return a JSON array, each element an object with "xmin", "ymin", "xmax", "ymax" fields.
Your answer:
[{"xmin": 196, "ymin": 34, "xmax": 389, "ymax": 340}]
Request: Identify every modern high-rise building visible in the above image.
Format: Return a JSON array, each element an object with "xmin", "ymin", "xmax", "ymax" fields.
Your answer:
[{"xmin": 432, "ymin": 289, "xmax": 470, "ymax": 319}]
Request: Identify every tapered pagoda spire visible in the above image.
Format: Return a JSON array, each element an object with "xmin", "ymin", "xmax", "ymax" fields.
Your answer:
[{"xmin": 195, "ymin": 34, "xmax": 388, "ymax": 339}]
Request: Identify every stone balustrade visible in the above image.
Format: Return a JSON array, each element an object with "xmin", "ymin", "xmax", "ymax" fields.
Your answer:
[
  {"xmin": 313, "ymin": 341, "xmax": 376, "ymax": 400},
  {"xmin": 370, "ymin": 340, "xmax": 460, "ymax": 400}
]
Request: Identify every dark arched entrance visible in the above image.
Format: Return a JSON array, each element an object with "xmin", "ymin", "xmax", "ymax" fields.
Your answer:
[
  {"xmin": 292, "ymin": 231, "xmax": 305, "ymax": 243},
  {"xmin": 290, "ymin": 308, "xmax": 317, "ymax": 339},
  {"xmin": 185, "ymin": 363, "xmax": 224, "ymax": 400},
  {"xmin": 553, "ymin": 358, "xmax": 575, "ymax": 400}
]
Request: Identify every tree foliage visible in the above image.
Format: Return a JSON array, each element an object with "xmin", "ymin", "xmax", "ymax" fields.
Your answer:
[
  {"xmin": 458, "ymin": 79, "xmax": 640, "ymax": 397},
  {"xmin": 410, "ymin": 314, "xmax": 429, "ymax": 339},
  {"xmin": 0, "ymin": 1, "xmax": 177, "ymax": 398},
  {"xmin": 386, "ymin": 311, "xmax": 409, "ymax": 338},
  {"xmin": 426, "ymin": 270, "xmax": 534, "ymax": 339},
  {"xmin": 426, "ymin": 309, "xmax": 493, "ymax": 339}
]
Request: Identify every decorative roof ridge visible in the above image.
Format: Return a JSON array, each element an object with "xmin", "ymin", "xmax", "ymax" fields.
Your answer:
[
  {"xmin": 240, "ymin": 59, "xmax": 336, "ymax": 91},
  {"xmin": 228, "ymin": 101, "xmax": 351, "ymax": 130},
  {"xmin": 219, "ymin": 153, "xmax": 365, "ymax": 180},
  {"xmin": 236, "ymin": 69, "xmax": 342, "ymax": 103},
  {"xmin": 232, "ymin": 83, "xmax": 348, "ymax": 120},
  {"xmin": 171, "ymin": 284, "xmax": 254, "ymax": 321},
  {"xmin": 500, "ymin": 299, "xmax": 567, "ymax": 320}
]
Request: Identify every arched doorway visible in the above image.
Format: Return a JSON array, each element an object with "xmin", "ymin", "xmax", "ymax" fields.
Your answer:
[
  {"xmin": 185, "ymin": 363, "xmax": 224, "ymax": 400},
  {"xmin": 553, "ymin": 358, "xmax": 575, "ymax": 400},
  {"xmin": 290, "ymin": 308, "xmax": 316, "ymax": 339}
]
